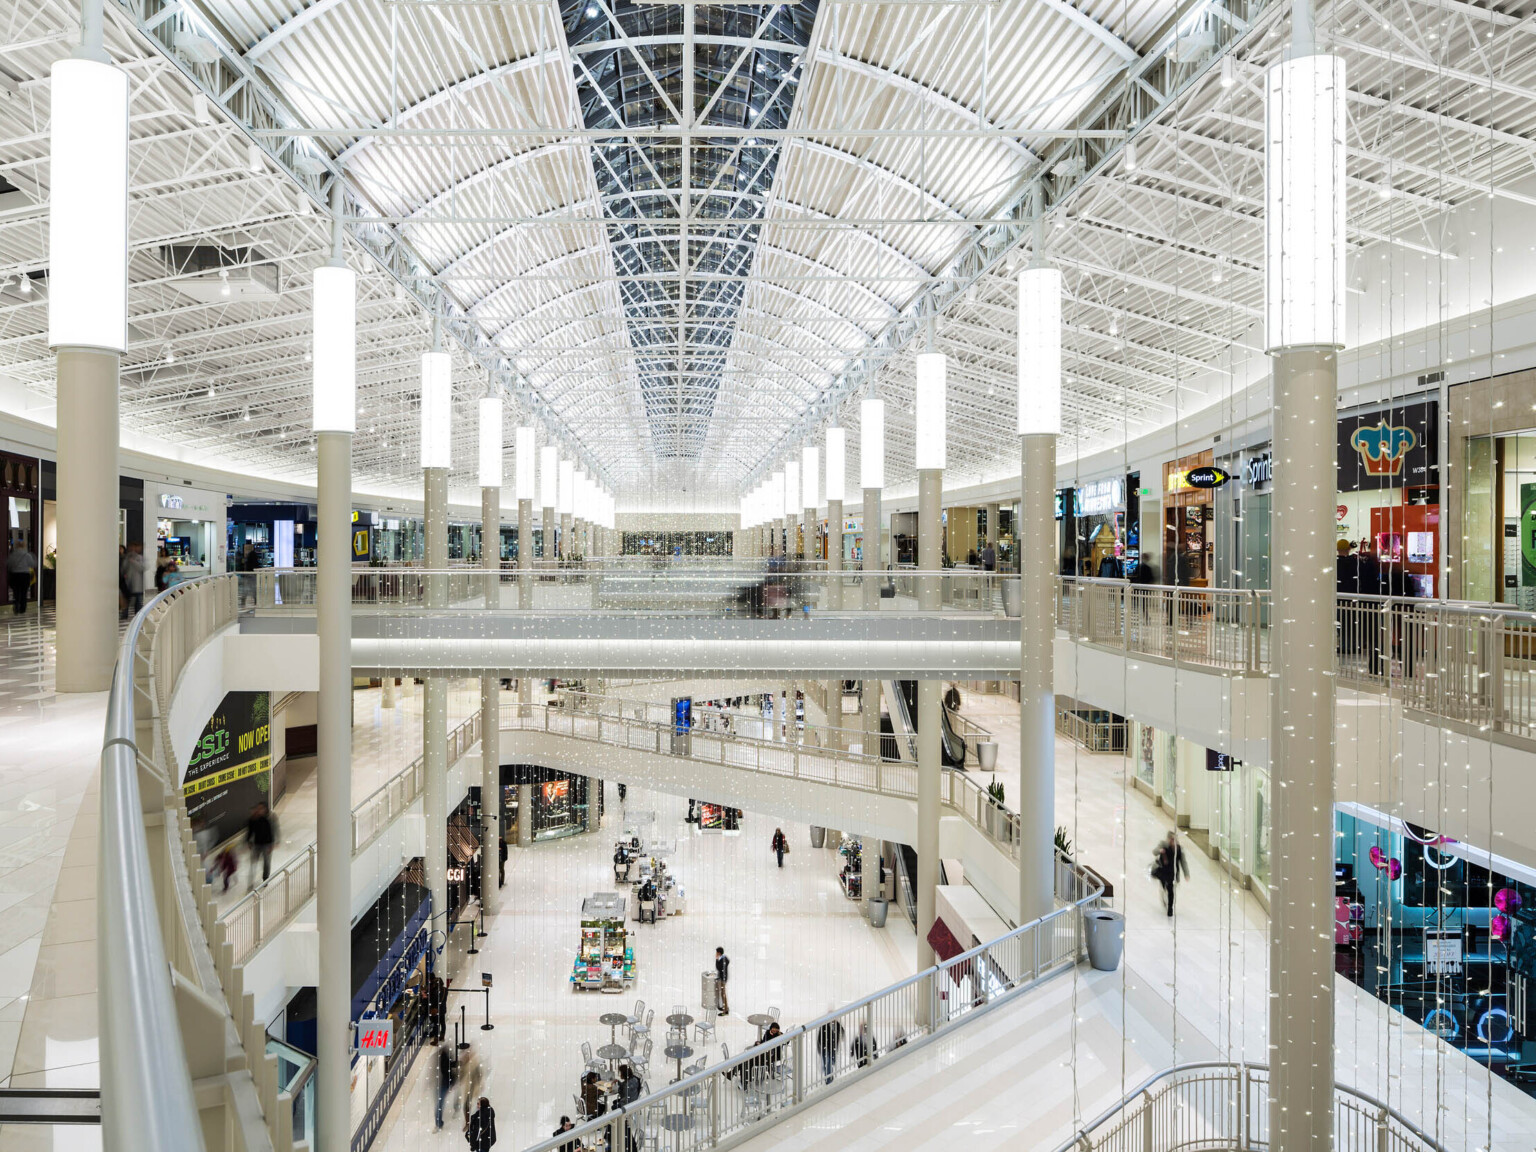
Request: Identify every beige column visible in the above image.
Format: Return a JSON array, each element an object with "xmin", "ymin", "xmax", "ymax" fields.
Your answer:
[{"xmin": 55, "ymin": 348, "xmax": 120, "ymax": 691}]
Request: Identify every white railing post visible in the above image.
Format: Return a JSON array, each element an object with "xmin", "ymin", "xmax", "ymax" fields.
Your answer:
[
  {"xmin": 1375, "ymin": 1106, "xmax": 1389, "ymax": 1152},
  {"xmin": 1141, "ymin": 1090, "xmax": 1154, "ymax": 1152}
]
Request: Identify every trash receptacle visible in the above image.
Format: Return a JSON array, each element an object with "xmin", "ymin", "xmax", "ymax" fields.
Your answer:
[
  {"xmin": 809, "ymin": 825, "xmax": 826, "ymax": 848},
  {"xmin": 977, "ymin": 741, "xmax": 999, "ymax": 771},
  {"xmin": 701, "ymin": 971, "xmax": 718, "ymax": 1010},
  {"xmin": 1083, "ymin": 909, "xmax": 1125, "ymax": 971},
  {"xmin": 868, "ymin": 898, "xmax": 889, "ymax": 928},
  {"xmin": 1002, "ymin": 578, "xmax": 1022, "ymax": 617}
]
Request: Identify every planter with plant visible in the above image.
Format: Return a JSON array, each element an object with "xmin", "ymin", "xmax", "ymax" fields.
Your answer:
[{"xmin": 984, "ymin": 779, "xmax": 1005, "ymax": 836}]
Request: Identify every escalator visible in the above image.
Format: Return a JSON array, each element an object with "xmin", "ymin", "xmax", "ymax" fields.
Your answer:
[{"xmin": 881, "ymin": 680, "xmax": 966, "ymax": 768}]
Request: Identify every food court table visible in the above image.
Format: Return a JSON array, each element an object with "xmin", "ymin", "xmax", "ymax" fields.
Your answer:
[
  {"xmin": 665, "ymin": 1012, "xmax": 694, "ymax": 1033},
  {"xmin": 599, "ymin": 1011, "xmax": 629, "ymax": 1045},
  {"xmin": 746, "ymin": 1013, "xmax": 775, "ymax": 1039},
  {"xmin": 664, "ymin": 1043, "xmax": 694, "ymax": 1082},
  {"xmin": 597, "ymin": 1043, "xmax": 629, "ymax": 1069}
]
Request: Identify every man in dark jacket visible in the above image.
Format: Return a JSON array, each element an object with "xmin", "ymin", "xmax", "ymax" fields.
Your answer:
[
  {"xmin": 1152, "ymin": 831, "xmax": 1191, "ymax": 917},
  {"xmin": 465, "ymin": 1097, "xmax": 496, "ymax": 1150},
  {"xmin": 815, "ymin": 1014, "xmax": 844, "ymax": 1084},
  {"xmin": 436, "ymin": 1045, "xmax": 457, "ymax": 1130},
  {"xmin": 714, "ymin": 946, "xmax": 730, "ymax": 1014},
  {"xmin": 244, "ymin": 802, "xmax": 276, "ymax": 888}
]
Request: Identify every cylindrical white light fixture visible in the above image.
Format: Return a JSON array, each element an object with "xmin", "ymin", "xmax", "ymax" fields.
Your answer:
[
  {"xmin": 540, "ymin": 446, "xmax": 558, "ymax": 508},
  {"xmin": 48, "ymin": 58, "xmax": 129, "ymax": 353},
  {"xmin": 558, "ymin": 459, "xmax": 575, "ymax": 516},
  {"xmin": 515, "ymin": 427, "xmax": 536, "ymax": 501},
  {"xmin": 1018, "ymin": 266, "xmax": 1063, "ymax": 437},
  {"xmin": 770, "ymin": 471, "xmax": 784, "ymax": 520},
  {"xmin": 478, "ymin": 396, "xmax": 503, "ymax": 488},
  {"xmin": 1265, "ymin": 53, "xmax": 1346, "ymax": 352},
  {"xmin": 419, "ymin": 350, "xmax": 452, "ymax": 469},
  {"xmin": 574, "ymin": 471, "xmax": 588, "ymax": 520},
  {"xmin": 783, "ymin": 460, "xmax": 800, "ymax": 517},
  {"xmin": 801, "ymin": 445, "xmax": 819, "ymax": 510},
  {"xmin": 914, "ymin": 352, "xmax": 946, "ymax": 471},
  {"xmin": 860, "ymin": 398, "xmax": 885, "ymax": 489},
  {"xmin": 311, "ymin": 265, "xmax": 357, "ymax": 433},
  {"xmin": 825, "ymin": 428, "xmax": 846, "ymax": 503}
]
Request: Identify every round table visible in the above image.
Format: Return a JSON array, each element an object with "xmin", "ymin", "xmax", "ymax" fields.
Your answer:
[
  {"xmin": 664, "ymin": 1043, "xmax": 694, "ymax": 1082},
  {"xmin": 665, "ymin": 1012, "xmax": 694, "ymax": 1029},
  {"xmin": 660, "ymin": 1112, "xmax": 694, "ymax": 1132},
  {"xmin": 746, "ymin": 1013, "xmax": 775, "ymax": 1038},
  {"xmin": 597, "ymin": 1042, "xmax": 629, "ymax": 1069},
  {"xmin": 598, "ymin": 1011, "xmax": 630, "ymax": 1044}
]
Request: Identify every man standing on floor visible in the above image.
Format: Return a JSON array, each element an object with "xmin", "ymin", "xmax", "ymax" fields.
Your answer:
[
  {"xmin": 6, "ymin": 537, "xmax": 36, "ymax": 615},
  {"xmin": 714, "ymin": 946, "xmax": 730, "ymax": 1015}
]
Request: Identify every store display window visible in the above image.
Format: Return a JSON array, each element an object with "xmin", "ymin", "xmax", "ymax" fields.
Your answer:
[{"xmin": 1334, "ymin": 807, "xmax": 1535, "ymax": 1099}]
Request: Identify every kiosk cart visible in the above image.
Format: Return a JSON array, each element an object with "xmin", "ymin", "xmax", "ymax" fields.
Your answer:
[{"xmin": 572, "ymin": 893, "xmax": 635, "ymax": 993}]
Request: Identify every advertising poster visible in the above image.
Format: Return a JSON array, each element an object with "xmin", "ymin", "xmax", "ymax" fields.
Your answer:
[
  {"xmin": 1337, "ymin": 399, "xmax": 1438, "ymax": 492},
  {"xmin": 184, "ymin": 691, "xmax": 271, "ymax": 844}
]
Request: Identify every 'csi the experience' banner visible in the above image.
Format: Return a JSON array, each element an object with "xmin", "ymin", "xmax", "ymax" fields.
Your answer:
[{"xmin": 184, "ymin": 691, "xmax": 271, "ymax": 844}]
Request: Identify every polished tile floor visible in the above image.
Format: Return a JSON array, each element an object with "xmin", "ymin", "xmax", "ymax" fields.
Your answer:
[
  {"xmin": 368, "ymin": 785, "xmax": 916, "ymax": 1152},
  {"xmin": 0, "ymin": 606, "xmax": 108, "ymax": 1150}
]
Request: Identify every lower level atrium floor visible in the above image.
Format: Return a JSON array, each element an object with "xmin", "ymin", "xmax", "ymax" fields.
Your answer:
[{"xmin": 368, "ymin": 786, "xmax": 917, "ymax": 1152}]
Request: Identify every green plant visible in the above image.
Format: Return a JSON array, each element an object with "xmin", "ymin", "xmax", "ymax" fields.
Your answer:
[
  {"xmin": 986, "ymin": 779, "xmax": 1005, "ymax": 806},
  {"xmin": 1054, "ymin": 825, "xmax": 1073, "ymax": 856}
]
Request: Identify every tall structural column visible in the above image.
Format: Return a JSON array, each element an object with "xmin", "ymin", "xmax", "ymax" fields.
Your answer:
[
  {"xmin": 825, "ymin": 428, "xmax": 846, "ymax": 744},
  {"xmin": 421, "ymin": 343, "xmax": 452, "ymax": 953},
  {"xmin": 50, "ymin": 38, "xmax": 128, "ymax": 693},
  {"xmin": 1017, "ymin": 264, "xmax": 1062, "ymax": 926},
  {"xmin": 860, "ymin": 399, "xmax": 884, "ymax": 757},
  {"xmin": 824, "ymin": 496, "xmax": 842, "ymax": 746},
  {"xmin": 915, "ymin": 468, "xmax": 942, "ymax": 971},
  {"xmin": 914, "ymin": 351, "xmax": 945, "ymax": 972},
  {"xmin": 311, "ymin": 199, "xmax": 356, "ymax": 1152},
  {"xmin": 516, "ymin": 427, "xmax": 535, "ymax": 717},
  {"xmin": 1265, "ymin": 24, "xmax": 1344, "ymax": 1149},
  {"xmin": 479, "ymin": 397, "xmax": 502, "ymax": 917}
]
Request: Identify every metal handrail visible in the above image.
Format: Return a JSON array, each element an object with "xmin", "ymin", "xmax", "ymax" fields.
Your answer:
[
  {"xmin": 100, "ymin": 577, "xmax": 230, "ymax": 1151},
  {"xmin": 1049, "ymin": 1060, "xmax": 1448, "ymax": 1152},
  {"xmin": 517, "ymin": 856, "xmax": 1104, "ymax": 1152}
]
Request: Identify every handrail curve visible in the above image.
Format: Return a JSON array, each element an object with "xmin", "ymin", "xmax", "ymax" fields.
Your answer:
[{"xmin": 1048, "ymin": 1060, "xmax": 1449, "ymax": 1152}]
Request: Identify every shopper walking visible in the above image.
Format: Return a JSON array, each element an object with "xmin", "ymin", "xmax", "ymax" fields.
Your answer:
[
  {"xmin": 6, "ymin": 538, "xmax": 36, "ymax": 615},
  {"xmin": 120, "ymin": 542, "xmax": 147, "ymax": 619},
  {"xmin": 1152, "ymin": 831, "xmax": 1190, "ymax": 917},
  {"xmin": 426, "ymin": 972, "xmax": 448, "ymax": 1043},
  {"xmin": 713, "ymin": 946, "xmax": 730, "ymax": 1015},
  {"xmin": 815, "ymin": 1011, "xmax": 843, "ymax": 1084},
  {"xmin": 771, "ymin": 827, "xmax": 788, "ymax": 868},
  {"xmin": 849, "ymin": 1022, "xmax": 878, "ymax": 1068},
  {"xmin": 436, "ymin": 1044, "xmax": 458, "ymax": 1130},
  {"xmin": 244, "ymin": 801, "xmax": 276, "ymax": 888},
  {"xmin": 464, "ymin": 1097, "xmax": 496, "ymax": 1150}
]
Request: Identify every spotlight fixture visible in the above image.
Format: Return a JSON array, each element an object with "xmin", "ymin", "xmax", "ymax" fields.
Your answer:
[
  {"xmin": 219, "ymin": 267, "xmax": 231, "ymax": 296},
  {"xmin": 17, "ymin": 274, "xmax": 31, "ymax": 296},
  {"xmin": 247, "ymin": 141, "xmax": 262, "ymax": 173}
]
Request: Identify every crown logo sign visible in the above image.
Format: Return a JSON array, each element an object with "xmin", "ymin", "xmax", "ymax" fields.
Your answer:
[{"xmin": 1350, "ymin": 423, "xmax": 1417, "ymax": 476}]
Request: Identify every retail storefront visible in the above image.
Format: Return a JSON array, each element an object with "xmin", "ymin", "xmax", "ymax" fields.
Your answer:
[
  {"xmin": 1215, "ymin": 443, "xmax": 1272, "ymax": 595},
  {"xmin": 1336, "ymin": 398, "xmax": 1439, "ymax": 596},
  {"xmin": 152, "ymin": 486, "xmax": 229, "ymax": 576},
  {"xmin": 1447, "ymin": 369, "xmax": 1536, "ymax": 604},
  {"xmin": 227, "ymin": 502, "xmax": 316, "ymax": 569},
  {"xmin": 501, "ymin": 764, "xmax": 602, "ymax": 847},
  {"xmin": 1162, "ymin": 451, "xmax": 1217, "ymax": 585},
  {"xmin": 1335, "ymin": 805, "xmax": 1533, "ymax": 1098},
  {"xmin": 1063, "ymin": 476, "xmax": 1129, "ymax": 578}
]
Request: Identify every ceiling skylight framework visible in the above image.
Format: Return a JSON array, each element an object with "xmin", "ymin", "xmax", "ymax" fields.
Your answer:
[{"xmin": 0, "ymin": 0, "xmax": 1531, "ymax": 500}]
